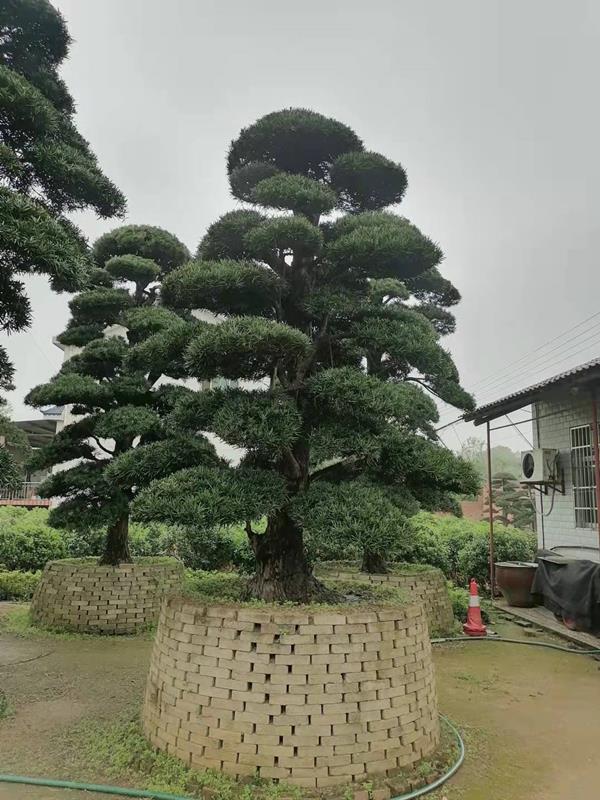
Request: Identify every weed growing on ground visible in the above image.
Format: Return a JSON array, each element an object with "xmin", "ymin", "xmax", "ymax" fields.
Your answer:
[{"xmin": 72, "ymin": 715, "xmax": 460, "ymax": 800}]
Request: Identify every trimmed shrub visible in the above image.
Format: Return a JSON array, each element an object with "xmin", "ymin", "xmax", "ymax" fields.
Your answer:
[
  {"xmin": 402, "ymin": 512, "xmax": 536, "ymax": 591},
  {"xmin": 0, "ymin": 508, "xmax": 66, "ymax": 571},
  {"xmin": 0, "ymin": 570, "xmax": 41, "ymax": 601}
]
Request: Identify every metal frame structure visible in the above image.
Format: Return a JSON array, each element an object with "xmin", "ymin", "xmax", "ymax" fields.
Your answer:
[{"xmin": 466, "ymin": 358, "xmax": 600, "ymax": 587}]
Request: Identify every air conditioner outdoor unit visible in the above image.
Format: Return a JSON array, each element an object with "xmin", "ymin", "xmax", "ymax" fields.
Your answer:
[{"xmin": 520, "ymin": 448, "xmax": 560, "ymax": 484}]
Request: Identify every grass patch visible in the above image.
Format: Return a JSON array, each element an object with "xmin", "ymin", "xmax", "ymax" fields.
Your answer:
[
  {"xmin": 72, "ymin": 715, "xmax": 460, "ymax": 800},
  {"xmin": 314, "ymin": 561, "xmax": 439, "ymax": 576},
  {"xmin": 77, "ymin": 716, "xmax": 302, "ymax": 800},
  {"xmin": 181, "ymin": 570, "xmax": 411, "ymax": 610},
  {"xmin": 48, "ymin": 556, "xmax": 179, "ymax": 566},
  {"xmin": 0, "ymin": 605, "xmax": 155, "ymax": 640}
]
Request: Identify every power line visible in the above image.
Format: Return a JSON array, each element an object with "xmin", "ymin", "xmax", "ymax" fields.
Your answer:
[
  {"xmin": 464, "ymin": 309, "xmax": 600, "ymax": 395},
  {"xmin": 473, "ymin": 324, "xmax": 600, "ymax": 403},
  {"xmin": 475, "ymin": 331, "xmax": 600, "ymax": 409}
]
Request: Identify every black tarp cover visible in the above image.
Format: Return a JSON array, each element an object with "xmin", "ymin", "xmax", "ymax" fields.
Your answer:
[{"xmin": 533, "ymin": 550, "xmax": 600, "ymax": 633}]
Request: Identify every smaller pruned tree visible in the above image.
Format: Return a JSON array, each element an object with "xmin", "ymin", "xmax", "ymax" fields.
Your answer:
[{"xmin": 25, "ymin": 225, "xmax": 219, "ymax": 565}]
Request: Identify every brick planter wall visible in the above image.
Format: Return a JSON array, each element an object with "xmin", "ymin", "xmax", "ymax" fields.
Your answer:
[
  {"xmin": 315, "ymin": 563, "xmax": 454, "ymax": 636},
  {"xmin": 142, "ymin": 596, "xmax": 439, "ymax": 790},
  {"xmin": 31, "ymin": 558, "xmax": 184, "ymax": 634}
]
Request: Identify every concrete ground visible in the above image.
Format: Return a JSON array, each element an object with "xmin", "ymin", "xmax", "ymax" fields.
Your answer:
[{"xmin": 0, "ymin": 604, "xmax": 599, "ymax": 800}]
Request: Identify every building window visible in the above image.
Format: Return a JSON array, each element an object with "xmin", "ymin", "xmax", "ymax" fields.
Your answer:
[{"xmin": 570, "ymin": 425, "xmax": 597, "ymax": 528}]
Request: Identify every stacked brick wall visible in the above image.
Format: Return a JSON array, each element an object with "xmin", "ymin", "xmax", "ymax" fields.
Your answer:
[
  {"xmin": 315, "ymin": 564, "xmax": 454, "ymax": 636},
  {"xmin": 142, "ymin": 596, "xmax": 439, "ymax": 790},
  {"xmin": 31, "ymin": 559, "xmax": 184, "ymax": 634}
]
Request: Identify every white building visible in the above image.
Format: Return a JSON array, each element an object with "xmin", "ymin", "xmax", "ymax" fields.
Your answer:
[{"xmin": 467, "ymin": 357, "xmax": 600, "ymax": 562}]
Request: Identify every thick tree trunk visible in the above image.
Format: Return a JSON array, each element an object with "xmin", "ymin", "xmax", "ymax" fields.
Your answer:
[
  {"xmin": 361, "ymin": 548, "xmax": 389, "ymax": 574},
  {"xmin": 247, "ymin": 511, "xmax": 330, "ymax": 602},
  {"xmin": 99, "ymin": 515, "xmax": 131, "ymax": 566}
]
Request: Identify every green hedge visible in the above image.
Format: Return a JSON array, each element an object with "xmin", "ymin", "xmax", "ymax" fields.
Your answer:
[
  {"xmin": 0, "ymin": 570, "xmax": 41, "ymax": 601},
  {"xmin": 0, "ymin": 507, "xmax": 254, "ymax": 573},
  {"xmin": 0, "ymin": 508, "xmax": 67, "ymax": 571},
  {"xmin": 403, "ymin": 512, "xmax": 537, "ymax": 590}
]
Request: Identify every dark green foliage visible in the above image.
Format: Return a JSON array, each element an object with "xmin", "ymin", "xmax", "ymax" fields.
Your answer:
[
  {"xmin": 209, "ymin": 389, "xmax": 303, "ymax": 454},
  {"xmin": 86, "ymin": 268, "xmax": 114, "ymax": 288},
  {"xmin": 0, "ymin": 447, "xmax": 21, "ymax": 489},
  {"xmin": 92, "ymin": 225, "xmax": 189, "ymax": 273},
  {"xmin": 196, "ymin": 210, "xmax": 265, "ymax": 261},
  {"xmin": 162, "ymin": 260, "xmax": 280, "ymax": 316},
  {"xmin": 185, "ymin": 317, "xmax": 311, "ymax": 381},
  {"xmin": 69, "ymin": 287, "xmax": 133, "ymax": 325},
  {"xmin": 27, "ymin": 417, "xmax": 98, "ymax": 471},
  {"xmin": 245, "ymin": 216, "xmax": 323, "ymax": 260},
  {"xmin": 325, "ymin": 215, "xmax": 442, "ymax": 280},
  {"xmin": 62, "ymin": 336, "xmax": 128, "ymax": 379},
  {"xmin": 120, "ymin": 306, "xmax": 183, "ymax": 345},
  {"xmin": 93, "ymin": 406, "xmax": 161, "ymax": 441},
  {"xmin": 0, "ymin": 569, "xmax": 40, "ymax": 601},
  {"xmin": 0, "ymin": 187, "xmax": 89, "ymax": 294},
  {"xmin": 105, "ymin": 255, "xmax": 160, "ymax": 286},
  {"xmin": 26, "ymin": 220, "xmax": 199, "ymax": 565},
  {"xmin": 0, "ymin": 412, "xmax": 30, "ymax": 466},
  {"xmin": 402, "ymin": 512, "xmax": 537, "ymax": 590},
  {"xmin": 56, "ymin": 323, "xmax": 102, "ymax": 347},
  {"xmin": 127, "ymin": 320, "xmax": 199, "ymax": 380},
  {"xmin": 331, "ymin": 151, "xmax": 408, "ymax": 212},
  {"xmin": 106, "ymin": 436, "xmax": 221, "ymax": 488},
  {"xmin": 0, "ymin": 507, "xmax": 66, "ymax": 570},
  {"xmin": 133, "ymin": 466, "xmax": 288, "ymax": 529},
  {"xmin": 132, "ymin": 110, "xmax": 474, "ymax": 598},
  {"xmin": 405, "ymin": 267, "xmax": 461, "ymax": 307},
  {"xmin": 293, "ymin": 481, "xmax": 413, "ymax": 563},
  {"xmin": 228, "ymin": 162, "xmax": 280, "ymax": 203},
  {"xmin": 26, "ymin": 372, "xmax": 113, "ymax": 410},
  {"xmin": 0, "ymin": 1, "xmax": 125, "ymax": 391},
  {"xmin": 253, "ymin": 173, "xmax": 337, "ymax": 216},
  {"xmin": 227, "ymin": 108, "xmax": 363, "ymax": 180}
]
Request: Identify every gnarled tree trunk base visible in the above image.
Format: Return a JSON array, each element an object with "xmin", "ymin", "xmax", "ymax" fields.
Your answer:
[
  {"xmin": 247, "ymin": 512, "xmax": 337, "ymax": 603},
  {"xmin": 361, "ymin": 549, "xmax": 389, "ymax": 574},
  {"xmin": 99, "ymin": 515, "xmax": 132, "ymax": 566}
]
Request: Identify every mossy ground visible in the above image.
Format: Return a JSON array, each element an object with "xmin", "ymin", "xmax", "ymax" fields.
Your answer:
[
  {"xmin": 1, "ymin": 604, "xmax": 599, "ymax": 800},
  {"xmin": 182, "ymin": 569, "xmax": 411, "ymax": 610}
]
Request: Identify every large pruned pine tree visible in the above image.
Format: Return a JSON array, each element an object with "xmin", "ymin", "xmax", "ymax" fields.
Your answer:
[
  {"xmin": 129, "ymin": 108, "xmax": 477, "ymax": 600},
  {"xmin": 25, "ymin": 225, "xmax": 221, "ymax": 565},
  {"xmin": 0, "ymin": 0, "xmax": 125, "ymax": 396}
]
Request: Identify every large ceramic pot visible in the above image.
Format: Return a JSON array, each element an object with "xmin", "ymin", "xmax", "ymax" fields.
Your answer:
[{"xmin": 495, "ymin": 561, "xmax": 538, "ymax": 607}]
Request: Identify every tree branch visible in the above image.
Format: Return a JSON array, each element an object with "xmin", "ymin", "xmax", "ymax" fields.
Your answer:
[{"xmin": 90, "ymin": 436, "xmax": 114, "ymax": 456}]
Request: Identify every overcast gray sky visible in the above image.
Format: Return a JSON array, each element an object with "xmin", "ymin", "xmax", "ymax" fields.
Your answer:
[{"xmin": 5, "ymin": 0, "xmax": 600, "ymax": 452}]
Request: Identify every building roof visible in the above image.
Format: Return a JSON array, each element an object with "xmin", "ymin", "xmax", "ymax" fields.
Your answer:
[
  {"xmin": 465, "ymin": 357, "xmax": 600, "ymax": 425},
  {"xmin": 15, "ymin": 418, "xmax": 60, "ymax": 448}
]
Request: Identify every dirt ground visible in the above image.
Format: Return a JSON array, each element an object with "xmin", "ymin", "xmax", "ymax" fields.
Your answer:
[{"xmin": 0, "ymin": 604, "xmax": 599, "ymax": 800}]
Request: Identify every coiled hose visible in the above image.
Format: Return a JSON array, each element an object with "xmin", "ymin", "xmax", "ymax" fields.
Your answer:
[{"xmin": 1, "ymin": 635, "xmax": 598, "ymax": 800}]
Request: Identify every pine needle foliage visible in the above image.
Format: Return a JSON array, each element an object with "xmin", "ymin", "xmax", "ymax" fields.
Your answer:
[
  {"xmin": 25, "ymin": 224, "xmax": 205, "ymax": 565},
  {"xmin": 0, "ymin": 0, "xmax": 126, "ymax": 395},
  {"xmin": 127, "ymin": 108, "xmax": 477, "ymax": 599}
]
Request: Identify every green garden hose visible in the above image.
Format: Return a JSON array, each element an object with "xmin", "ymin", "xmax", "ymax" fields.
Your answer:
[
  {"xmin": 1, "ymin": 636, "xmax": 597, "ymax": 800},
  {"xmin": 431, "ymin": 635, "xmax": 600, "ymax": 655},
  {"xmin": 0, "ymin": 774, "xmax": 189, "ymax": 799},
  {"xmin": 0, "ymin": 715, "xmax": 464, "ymax": 800}
]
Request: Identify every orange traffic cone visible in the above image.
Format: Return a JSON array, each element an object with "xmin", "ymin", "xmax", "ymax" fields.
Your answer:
[{"xmin": 463, "ymin": 578, "xmax": 487, "ymax": 637}]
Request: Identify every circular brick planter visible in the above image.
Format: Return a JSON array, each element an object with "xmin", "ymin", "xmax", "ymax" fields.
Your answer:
[
  {"xmin": 315, "ymin": 562, "xmax": 454, "ymax": 636},
  {"xmin": 142, "ymin": 596, "xmax": 440, "ymax": 790},
  {"xmin": 30, "ymin": 558, "xmax": 184, "ymax": 634}
]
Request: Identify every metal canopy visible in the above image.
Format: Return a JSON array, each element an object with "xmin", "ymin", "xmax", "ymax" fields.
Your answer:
[{"xmin": 465, "ymin": 357, "xmax": 600, "ymax": 426}]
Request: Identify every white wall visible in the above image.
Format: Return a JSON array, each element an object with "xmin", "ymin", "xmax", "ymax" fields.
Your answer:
[{"xmin": 532, "ymin": 390, "xmax": 600, "ymax": 559}]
